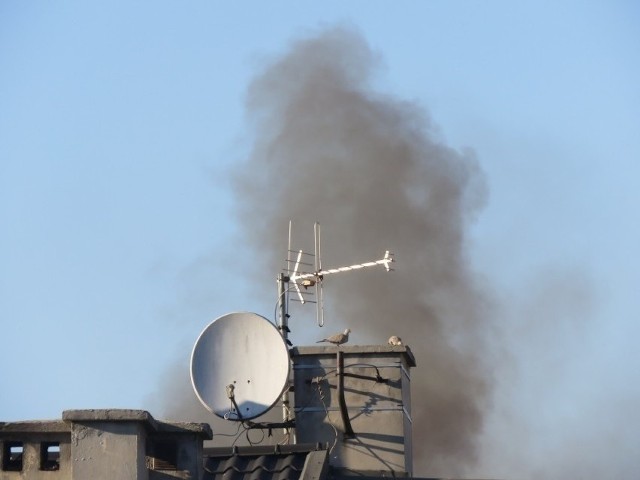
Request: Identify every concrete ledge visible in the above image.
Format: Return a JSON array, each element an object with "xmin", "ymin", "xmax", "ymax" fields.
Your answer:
[
  {"xmin": 291, "ymin": 345, "xmax": 416, "ymax": 367},
  {"xmin": 153, "ymin": 420, "xmax": 213, "ymax": 439},
  {"xmin": 63, "ymin": 408, "xmax": 152, "ymax": 422},
  {"xmin": 62, "ymin": 409, "xmax": 213, "ymax": 439},
  {"xmin": 0, "ymin": 420, "xmax": 70, "ymax": 433}
]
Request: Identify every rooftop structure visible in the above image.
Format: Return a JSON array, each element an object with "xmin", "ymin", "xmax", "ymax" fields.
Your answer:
[
  {"xmin": 0, "ymin": 409, "xmax": 211, "ymax": 480},
  {"xmin": 1, "ymin": 345, "xmax": 416, "ymax": 480},
  {"xmin": 292, "ymin": 345, "xmax": 416, "ymax": 476}
]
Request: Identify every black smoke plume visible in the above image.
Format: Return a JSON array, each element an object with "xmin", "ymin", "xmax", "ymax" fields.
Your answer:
[
  {"xmin": 232, "ymin": 26, "xmax": 493, "ymax": 476},
  {"xmin": 153, "ymin": 25, "xmax": 640, "ymax": 480}
]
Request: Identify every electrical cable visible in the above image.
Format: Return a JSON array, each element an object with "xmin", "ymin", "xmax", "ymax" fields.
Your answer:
[{"xmin": 315, "ymin": 378, "xmax": 339, "ymax": 454}]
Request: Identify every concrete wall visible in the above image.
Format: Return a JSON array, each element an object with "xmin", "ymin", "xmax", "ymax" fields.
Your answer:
[
  {"xmin": 1, "ymin": 410, "xmax": 212, "ymax": 480},
  {"xmin": 0, "ymin": 422, "xmax": 71, "ymax": 480},
  {"xmin": 291, "ymin": 345, "xmax": 415, "ymax": 476},
  {"xmin": 147, "ymin": 432, "xmax": 205, "ymax": 480},
  {"xmin": 63, "ymin": 410, "xmax": 211, "ymax": 480},
  {"xmin": 69, "ymin": 421, "xmax": 148, "ymax": 480}
]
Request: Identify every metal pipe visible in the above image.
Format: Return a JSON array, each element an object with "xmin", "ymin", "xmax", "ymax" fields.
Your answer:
[
  {"xmin": 337, "ymin": 350, "xmax": 355, "ymax": 438},
  {"xmin": 277, "ymin": 273, "xmax": 289, "ymax": 341},
  {"xmin": 277, "ymin": 273, "xmax": 293, "ymax": 441}
]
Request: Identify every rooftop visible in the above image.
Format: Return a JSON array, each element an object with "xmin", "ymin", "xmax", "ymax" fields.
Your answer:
[
  {"xmin": 204, "ymin": 444, "xmax": 328, "ymax": 480},
  {"xmin": 0, "ymin": 409, "xmax": 213, "ymax": 439}
]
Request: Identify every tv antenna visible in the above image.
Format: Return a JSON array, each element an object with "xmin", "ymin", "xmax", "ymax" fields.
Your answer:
[{"xmin": 277, "ymin": 222, "xmax": 394, "ymax": 342}]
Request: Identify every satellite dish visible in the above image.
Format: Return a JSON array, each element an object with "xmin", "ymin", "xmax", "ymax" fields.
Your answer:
[{"xmin": 190, "ymin": 312, "xmax": 290, "ymax": 421}]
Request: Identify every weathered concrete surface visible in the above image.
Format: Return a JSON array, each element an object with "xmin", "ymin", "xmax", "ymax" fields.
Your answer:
[
  {"xmin": 0, "ymin": 426, "xmax": 71, "ymax": 480},
  {"xmin": 69, "ymin": 420, "xmax": 147, "ymax": 480},
  {"xmin": 291, "ymin": 345, "xmax": 417, "ymax": 367},
  {"xmin": 63, "ymin": 409, "xmax": 212, "ymax": 438},
  {"xmin": 292, "ymin": 345, "xmax": 415, "ymax": 476},
  {"xmin": 0, "ymin": 420, "xmax": 70, "ymax": 433},
  {"xmin": 2, "ymin": 410, "xmax": 212, "ymax": 480},
  {"xmin": 64, "ymin": 409, "xmax": 211, "ymax": 480}
]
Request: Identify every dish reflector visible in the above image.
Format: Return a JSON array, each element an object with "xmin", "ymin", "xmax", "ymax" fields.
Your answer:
[{"xmin": 190, "ymin": 312, "xmax": 290, "ymax": 421}]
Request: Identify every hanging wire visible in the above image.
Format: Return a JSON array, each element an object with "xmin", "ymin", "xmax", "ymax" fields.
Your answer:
[
  {"xmin": 230, "ymin": 423, "xmax": 251, "ymax": 447},
  {"xmin": 244, "ymin": 426, "xmax": 265, "ymax": 446},
  {"xmin": 209, "ymin": 421, "xmax": 244, "ymax": 439},
  {"xmin": 292, "ymin": 368, "xmax": 335, "ymax": 414},
  {"xmin": 273, "ymin": 283, "xmax": 298, "ymax": 325},
  {"xmin": 315, "ymin": 378, "xmax": 339, "ymax": 454}
]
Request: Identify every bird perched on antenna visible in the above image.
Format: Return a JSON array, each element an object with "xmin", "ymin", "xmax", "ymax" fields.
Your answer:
[
  {"xmin": 388, "ymin": 335, "xmax": 403, "ymax": 346},
  {"xmin": 317, "ymin": 328, "xmax": 351, "ymax": 345}
]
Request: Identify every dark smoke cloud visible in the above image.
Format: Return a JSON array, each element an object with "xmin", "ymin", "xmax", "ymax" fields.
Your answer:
[
  {"xmin": 152, "ymin": 25, "xmax": 640, "ymax": 480},
  {"xmin": 233, "ymin": 26, "xmax": 494, "ymax": 476}
]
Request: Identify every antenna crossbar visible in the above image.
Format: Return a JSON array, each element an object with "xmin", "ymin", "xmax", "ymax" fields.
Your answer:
[
  {"xmin": 290, "ymin": 251, "xmax": 394, "ymax": 305},
  {"xmin": 292, "ymin": 251, "xmax": 394, "ymax": 281},
  {"xmin": 278, "ymin": 222, "xmax": 395, "ymax": 334}
]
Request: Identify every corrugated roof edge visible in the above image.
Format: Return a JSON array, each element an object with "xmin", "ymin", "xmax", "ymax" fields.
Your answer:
[
  {"xmin": 328, "ymin": 470, "xmax": 410, "ymax": 479},
  {"xmin": 204, "ymin": 443, "xmax": 328, "ymax": 456},
  {"xmin": 204, "ymin": 443, "xmax": 330, "ymax": 480}
]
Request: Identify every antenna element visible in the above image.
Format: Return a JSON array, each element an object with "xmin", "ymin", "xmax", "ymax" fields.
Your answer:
[{"xmin": 279, "ymin": 222, "xmax": 394, "ymax": 338}]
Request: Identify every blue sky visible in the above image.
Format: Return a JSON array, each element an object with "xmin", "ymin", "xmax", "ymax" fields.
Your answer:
[{"xmin": 1, "ymin": 2, "xmax": 639, "ymax": 478}]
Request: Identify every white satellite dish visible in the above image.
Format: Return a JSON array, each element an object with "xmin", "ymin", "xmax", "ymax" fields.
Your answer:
[{"xmin": 190, "ymin": 312, "xmax": 290, "ymax": 421}]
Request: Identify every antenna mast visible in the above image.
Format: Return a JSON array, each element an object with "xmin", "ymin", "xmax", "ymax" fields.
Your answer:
[{"xmin": 278, "ymin": 222, "xmax": 394, "ymax": 341}]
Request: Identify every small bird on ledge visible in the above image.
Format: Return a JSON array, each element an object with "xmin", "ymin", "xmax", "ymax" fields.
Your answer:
[{"xmin": 316, "ymin": 328, "xmax": 351, "ymax": 345}]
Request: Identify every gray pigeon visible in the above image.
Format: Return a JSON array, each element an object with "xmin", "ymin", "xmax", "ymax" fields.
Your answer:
[{"xmin": 317, "ymin": 328, "xmax": 351, "ymax": 345}]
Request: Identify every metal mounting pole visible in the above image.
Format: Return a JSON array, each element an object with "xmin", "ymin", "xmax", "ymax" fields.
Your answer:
[
  {"xmin": 277, "ymin": 272, "xmax": 293, "ymax": 441},
  {"xmin": 277, "ymin": 273, "xmax": 290, "ymax": 342},
  {"xmin": 337, "ymin": 350, "xmax": 355, "ymax": 438}
]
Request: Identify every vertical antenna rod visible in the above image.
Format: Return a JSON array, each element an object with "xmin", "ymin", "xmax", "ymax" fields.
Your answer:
[
  {"xmin": 314, "ymin": 222, "xmax": 324, "ymax": 327},
  {"xmin": 277, "ymin": 221, "xmax": 293, "ymax": 342},
  {"xmin": 277, "ymin": 222, "xmax": 293, "ymax": 440}
]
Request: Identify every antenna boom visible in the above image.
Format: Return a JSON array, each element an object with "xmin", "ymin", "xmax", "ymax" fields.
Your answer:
[
  {"xmin": 280, "ymin": 222, "xmax": 395, "ymax": 332},
  {"xmin": 291, "ymin": 251, "xmax": 394, "ymax": 281}
]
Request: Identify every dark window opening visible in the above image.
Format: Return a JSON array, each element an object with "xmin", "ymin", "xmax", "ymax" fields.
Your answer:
[
  {"xmin": 40, "ymin": 442, "xmax": 60, "ymax": 471},
  {"xmin": 150, "ymin": 439, "xmax": 178, "ymax": 470},
  {"xmin": 2, "ymin": 442, "xmax": 23, "ymax": 471}
]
